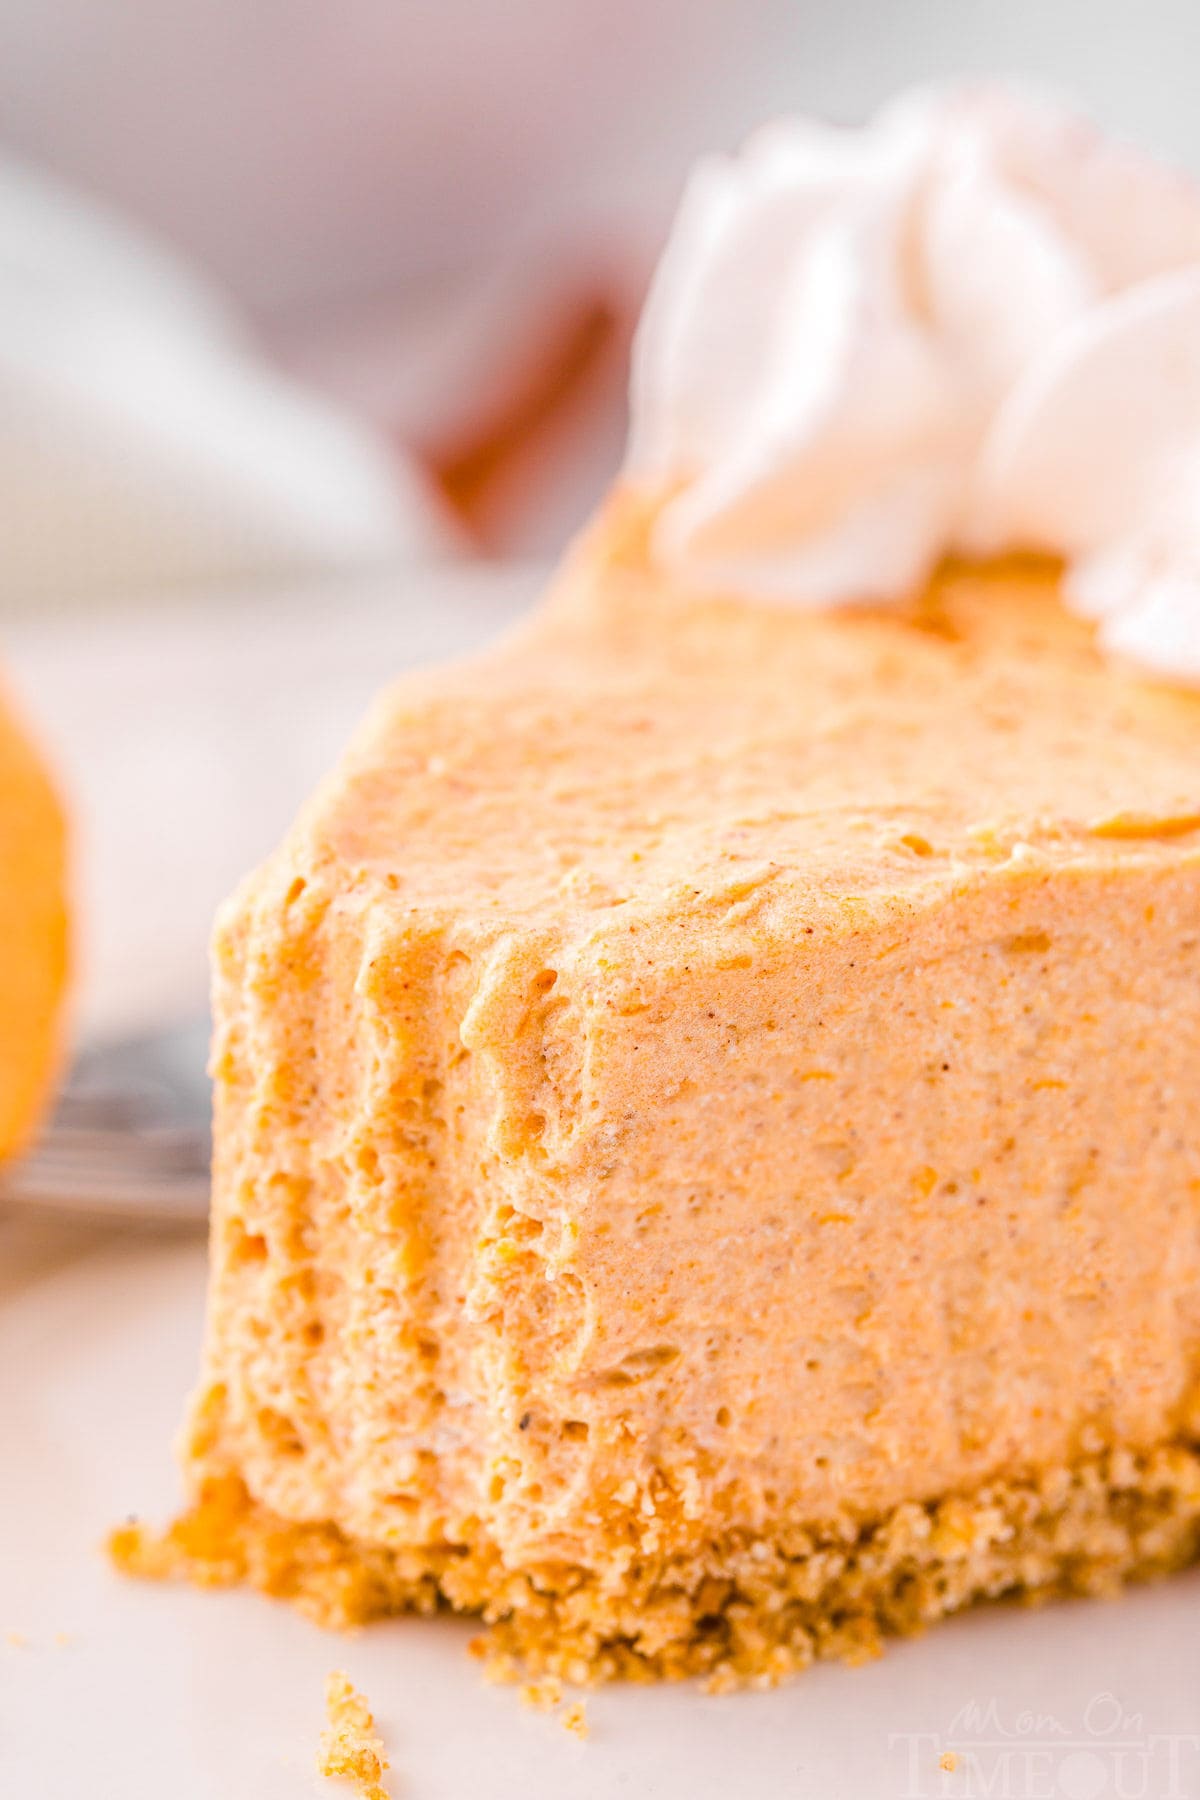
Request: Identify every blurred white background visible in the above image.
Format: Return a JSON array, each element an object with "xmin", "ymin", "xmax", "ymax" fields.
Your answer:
[
  {"xmin": 3, "ymin": 0, "xmax": 1198, "ymax": 573},
  {"xmin": 3, "ymin": 0, "xmax": 1196, "ymax": 320}
]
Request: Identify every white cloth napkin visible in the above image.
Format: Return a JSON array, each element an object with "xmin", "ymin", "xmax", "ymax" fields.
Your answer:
[{"xmin": 0, "ymin": 158, "xmax": 451, "ymax": 609}]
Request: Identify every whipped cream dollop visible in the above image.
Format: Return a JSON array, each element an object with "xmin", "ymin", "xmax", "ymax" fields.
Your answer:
[{"xmin": 627, "ymin": 84, "xmax": 1200, "ymax": 684}]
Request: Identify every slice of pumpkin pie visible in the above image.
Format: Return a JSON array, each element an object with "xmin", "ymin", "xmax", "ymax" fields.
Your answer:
[{"xmin": 158, "ymin": 86, "xmax": 1200, "ymax": 1686}]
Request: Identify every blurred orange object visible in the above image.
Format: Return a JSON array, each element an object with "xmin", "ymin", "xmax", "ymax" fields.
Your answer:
[
  {"xmin": 274, "ymin": 247, "xmax": 642, "ymax": 560},
  {"xmin": 0, "ymin": 680, "xmax": 68, "ymax": 1160},
  {"xmin": 422, "ymin": 283, "xmax": 633, "ymax": 551}
]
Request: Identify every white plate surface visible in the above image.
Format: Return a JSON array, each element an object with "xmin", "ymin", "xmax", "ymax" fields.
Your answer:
[{"xmin": 2, "ymin": 1235, "xmax": 1198, "ymax": 1800}]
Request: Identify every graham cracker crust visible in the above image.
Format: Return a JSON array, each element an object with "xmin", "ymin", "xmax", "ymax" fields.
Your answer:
[{"xmin": 110, "ymin": 1437, "xmax": 1200, "ymax": 1691}]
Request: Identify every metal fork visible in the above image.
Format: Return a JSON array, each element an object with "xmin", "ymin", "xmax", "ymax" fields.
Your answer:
[{"xmin": 0, "ymin": 1020, "xmax": 212, "ymax": 1228}]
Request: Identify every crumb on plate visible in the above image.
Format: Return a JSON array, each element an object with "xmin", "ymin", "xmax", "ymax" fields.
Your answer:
[
  {"xmin": 318, "ymin": 1670, "xmax": 391, "ymax": 1800},
  {"xmin": 519, "ymin": 1676, "xmax": 563, "ymax": 1713},
  {"xmin": 562, "ymin": 1700, "xmax": 589, "ymax": 1739}
]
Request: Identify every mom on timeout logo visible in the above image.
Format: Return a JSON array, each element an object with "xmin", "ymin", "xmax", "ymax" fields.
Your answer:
[{"xmin": 889, "ymin": 1692, "xmax": 1200, "ymax": 1800}]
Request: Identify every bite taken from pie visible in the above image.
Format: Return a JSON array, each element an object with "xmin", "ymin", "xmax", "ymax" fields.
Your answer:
[{"xmin": 120, "ymin": 84, "xmax": 1200, "ymax": 1689}]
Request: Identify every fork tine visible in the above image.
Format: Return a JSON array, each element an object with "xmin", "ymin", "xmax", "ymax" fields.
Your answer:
[
  {"xmin": 1, "ymin": 1160, "xmax": 210, "ymax": 1221},
  {"xmin": 22, "ymin": 1132, "xmax": 209, "ymax": 1173}
]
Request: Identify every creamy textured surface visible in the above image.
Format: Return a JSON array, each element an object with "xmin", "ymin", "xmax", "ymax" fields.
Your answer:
[
  {"xmin": 185, "ymin": 499, "xmax": 1200, "ymax": 1605},
  {"xmin": 0, "ymin": 679, "xmax": 67, "ymax": 1160},
  {"xmin": 629, "ymin": 84, "xmax": 1200, "ymax": 682}
]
